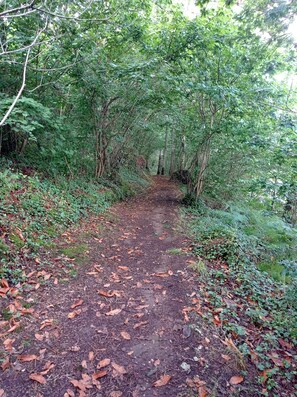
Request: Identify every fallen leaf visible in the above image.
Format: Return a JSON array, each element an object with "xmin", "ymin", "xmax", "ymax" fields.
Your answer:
[
  {"xmin": 40, "ymin": 361, "xmax": 55, "ymax": 375},
  {"xmin": 92, "ymin": 370, "xmax": 108, "ymax": 380},
  {"xmin": 40, "ymin": 319, "xmax": 53, "ymax": 330},
  {"xmin": 229, "ymin": 376, "xmax": 244, "ymax": 385},
  {"xmin": 3, "ymin": 338, "xmax": 15, "ymax": 352},
  {"xmin": 133, "ymin": 321, "xmax": 148, "ymax": 329},
  {"xmin": 112, "ymin": 362, "xmax": 127, "ymax": 374},
  {"xmin": 97, "ymin": 358, "xmax": 111, "ymax": 368},
  {"xmin": 35, "ymin": 333, "xmax": 44, "ymax": 341},
  {"xmin": 70, "ymin": 379, "xmax": 86, "ymax": 392},
  {"xmin": 110, "ymin": 392, "xmax": 123, "ymax": 397},
  {"xmin": 64, "ymin": 390, "xmax": 75, "ymax": 397},
  {"xmin": 0, "ymin": 389, "xmax": 5, "ymax": 397},
  {"xmin": 106, "ymin": 308, "xmax": 121, "ymax": 316},
  {"xmin": 154, "ymin": 374, "xmax": 171, "ymax": 387},
  {"xmin": 81, "ymin": 360, "xmax": 88, "ymax": 369},
  {"xmin": 70, "ymin": 345, "xmax": 80, "ymax": 352},
  {"xmin": 198, "ymin": 386, "xmax": 207, "ymax": 397},
  {"xmin": 29, "ymin": 373, "xmax": 46, "ymax": 384},
  {"xmin": 118, "ymin": 266, "xmax": 129, "ymax": 271},
  {"xmin": 88, "ymin": 351, "xmax": 94, "ymax": 361},
  {"xmin": 68, "ymin": 309, "xmax": 81, "ymax": 319},
  {"xmin": 1, "ymin": 357, "xmax": 10, "ymax": 371},
  {"xmin": 1, "ymin": 279, "xmax": 9, "ymax": 288},
  {"xmin": 18, "ymin": 354, "xmax": 38, "ymax": 362},
  {"xmin": 221, "ymin": 354, "xmax": 231, "ymax": 361},
  {"xmin": 71, "ymin": 299, "xmax": 84, "ymax": 309},
  {"xmin": 98, "ymin": 290, "xmax": 116, "ymax": 298},
  {"xmin": 120, "ymin": 331, "xmax": 131, "ymax": 340}
]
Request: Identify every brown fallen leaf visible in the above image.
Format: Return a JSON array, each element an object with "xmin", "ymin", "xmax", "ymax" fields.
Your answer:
[
  {"xmin": 92, "ymin": 370, "xmax": 108, "ymax": 380},
  {"xmin": 133, "ymin": 321, "xmax": 148, "ymax": 329},
  {"xmin": 0, "ymin": 389, "xmax": 5, "ymax": 397},
  {"xmin": 198, "ymin": 386, "xmax": 207, "ymax": 397},
  {"xmin": 154, "ymin": 374, "xmax": 171, "ymax": 387},
  {"xmin": 110, "ymin": 392, "xmax": 123, "ymax": 397},
  {"xmin": 1, "ymin": 279, "xmax": 9, "ymax": 288},
  {"xmin": 71, "ymin": 299, "xmax": 84, "ymax": 309},
  {"xmin": 98, "ymin": 290, "xmax": 116, "ymax": 298},
  {"xmin": 64, "ymin": 390, "xmax": 75, "ymax": 397},
  {"xmin": 97, "ymin": 358, "xmax": 111, "ymax": 368},
  {"xmin": 40, "ymin": 361, "xmax": 55, "ymax": 375},
  {"xmin": 229, "ymin": 376, "xmax": 244, "ymax": 385},
  {"xmin": 221, "ymin": 354, "xmax": 231, "ymax": 361},
  {"xmin": 120, "ymin": 331, "xmax": 131, "ymax": 340},
  {"xmin": 1, "ymin": 357, "xmax": 10, "ymax": 371},
  {"xmin": 88, "ymin": 351, "xmax": 94, "ymax": 361},
  {"xmin": 40, "ymin": 319, "xmax": 53, "ymax": 330},
  {"xmin": 29, "ymin": 373, "xmax": 47, "ymax": 384},
  {"xmin": 118, "ymin": 266, "xmax": 129, "ymax": 271},
  {"xmin": 3, "ymin": 338, "xmax": 15, "ymax": 352},
  {"xmin": 70, "ymin": 379, "xmax": 86, "ymax": 392},
  {"xmin": 35, "ymin": 333, "xmax": 44, "ymax": 341},
  {"xmin": 81, "ymin": 360, "xmax": 88, "ymax": 369},
  {"xmin": 112, "ymin": 362, "xmax": 127, "ymax": 375},
  {"xmin": 106, "ymin": 308, "xmax": 121, "ymax": 316},
  {"xmin": 17, "ymin": 354, "xmax": 38, "ymax": 362},
  {"xmin": 68, "ymin": 309, "xmax": 81, "ymax": 319}
]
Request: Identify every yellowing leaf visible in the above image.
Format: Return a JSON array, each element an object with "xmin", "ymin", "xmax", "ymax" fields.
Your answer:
[
  {"xmin": 229, "ymin": 376, "xmax": 244, "ymax": 385},
  {"xmin": 154, "ymin": 374, "xmax": 171, "ymax": 387}
]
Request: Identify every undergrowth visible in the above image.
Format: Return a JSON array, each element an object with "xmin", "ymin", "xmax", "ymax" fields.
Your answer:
[
  {"xmin": 184, "ymin": 201, "xmax": 297, "ymax": 396},
  {"xmin": 0, "ymin": 166, "xmax": 149, "ymax": 283}
]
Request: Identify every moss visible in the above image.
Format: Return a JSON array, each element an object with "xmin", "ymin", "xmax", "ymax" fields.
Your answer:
[
  {"xmin": 0, "ymin": 240, "xmax": 9, "ymax": 257},
  {"xmin": 60, "ymin": 243, "xmax": 88, "ymax": 259},
  {"xmin": 9, "ymin": 233, "xmax": 25, "ymax": 248},
  {"xmin": 258, "ymin": 262, "xmax": 291, "ymax": 283}
]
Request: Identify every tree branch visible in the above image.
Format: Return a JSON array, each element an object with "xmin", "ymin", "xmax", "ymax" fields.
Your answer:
[{"xmin": 0, "ymin": 1, "xmax": 35, "ymax": 18}]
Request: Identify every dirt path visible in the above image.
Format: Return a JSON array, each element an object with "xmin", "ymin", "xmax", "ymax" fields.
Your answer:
[{"xmin": 1, "ymin": 177, "xmax": 249, "ymax": 397}]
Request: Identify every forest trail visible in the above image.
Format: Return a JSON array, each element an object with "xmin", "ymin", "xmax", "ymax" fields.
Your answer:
[{"xmin": 1, "ymin": 177, "xmax": 250, "ymax": 397}]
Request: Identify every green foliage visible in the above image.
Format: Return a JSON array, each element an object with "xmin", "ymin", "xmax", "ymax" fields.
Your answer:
[{"xmin": 0, "ymin": 167, "xmax": 148, "ymax": 283}]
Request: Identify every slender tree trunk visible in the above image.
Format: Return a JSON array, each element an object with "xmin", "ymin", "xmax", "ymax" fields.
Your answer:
[
  {"xmin": 180, "ymin": 135, "xmax": 186, "ymax": 172},
  {"xmin": 161, "ymin": 127, "xmax": 169, "ymax": 175},
  {"xmin": 157, "ymin": 150, "xmax": 162, "ymax": 175},
  {"xmin": 169, "ymin": 129, "xmax": 175, "ymax": 177}
]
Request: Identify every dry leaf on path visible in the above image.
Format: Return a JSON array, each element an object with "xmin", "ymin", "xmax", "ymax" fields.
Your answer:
[
  {"xmin": 106, "ymin": 308, "xmax": 121, "ymax": 316},
  {"xmin": 29, "ymin": 373, "xmax": 46, "ymax": 384},
  {"xmin": 0, "ymin": 389, "xmax": 5, "ymax": 397},
  {"xmin": 88, "ymin": 351, "xmax": 94, "ymax": 361},
  {"xmin": 92, "ymin": 370, "xmax": 108, "ymax": 380},
  {"xmin": 133, "ymin": 321, "xmax": 148, "ymax": 329},
  {"xmin": 229, "ymin": 376, "xmax": 244, "ymax": 385},
  {"xmin": 17, "ymin": 354, "xmax": 38, "ymax": 362},
  {"xmin": 71, "ymin": 299, "xmax": 84, "ymax": 309},
  {"xmin": 3, "ymin": 338, "xmax": 15, "ymax": 352},
  {"xmin": 110, "ymin": 392, "xmax": 123, "ymax": 397},
  {"xmin": 120, "ymin": 331, "xmax": 131, "ymax": 340},
  {"xmin": 70, "ymin": 379, "xmax": 86, "ymax": 392},
  {"xmin": 40, "ymin": 319, "xmax": 53, "ymax": 330},
  {"xmin": 154, "ymin": 374, "xmax": 171, "ymax": 387},
  {"xmin": 112, "ymin": 362, "xmax": 127, "ymax": 375},
  {"xmin": 97, "ymin": 358, "xmax": 111, "ymax": 368},
  {"xmin": 1, "ymin": 357, "xmax": 10, "ymax": 371},
  {"xmin": 221, "ymin": 354, "xmax": 231, "ymax": 361},
  {"xmin": 68, "ymin": 309, "xmax": 81, "ymax": 319},
  {"xmin": 198, "ymin": 386, "xmax": 207, "ymax": 397},
  {"xmin": 64, "ymin": 390, "xmax": 75, "ymax": 397},
  {"xmin": 35, "ymin": 333, "xmax": 44, "ymax": 341}
]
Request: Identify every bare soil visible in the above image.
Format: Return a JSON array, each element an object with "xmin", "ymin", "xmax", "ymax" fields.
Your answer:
[{"xmin": 0, "ymin": 177, "xmax": 261, "ymax": 396}]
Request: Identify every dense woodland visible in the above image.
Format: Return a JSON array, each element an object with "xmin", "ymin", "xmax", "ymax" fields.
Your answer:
[{"xmin": 0, "ymin": 0, "xmax": 297, "ymax": 395}]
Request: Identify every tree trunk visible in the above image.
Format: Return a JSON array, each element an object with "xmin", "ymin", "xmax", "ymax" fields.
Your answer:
[
  {"xmin": 161, "ymin": 127, "xmax": 169, "ymax": 175},
  {"xmin": 157, "ymin": 150, "xmax": 162, "ymax": 175},
  {"xmin": 169, "ymin": 129, "xmax": 175, "ymax": 177},
  {"xmin": 180, "ymin": 135, "xmax": 186, "ymax": 172}
]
